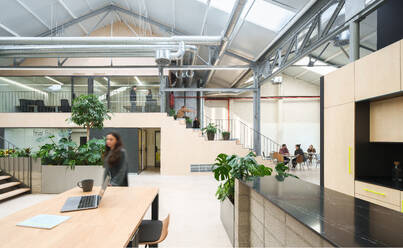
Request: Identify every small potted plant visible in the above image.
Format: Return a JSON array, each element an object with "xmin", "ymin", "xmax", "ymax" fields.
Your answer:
[
  {"xmin": 173, "ymin": 114, "xmax": 178, "ymax": 120},
  {"xmin": 202, "ymin": 123, "xmax": 217, "ymax": 141},
  {"xmin": 222, "ymin": 131, "xmax": 230, "ymax": 140},
  {"xmin": 168, "ymin": 109, "xmax": 175, "ymax": 117},
  {"xmin": 185, "ymin": 117, "xmax": 193, "ymax": 128}
]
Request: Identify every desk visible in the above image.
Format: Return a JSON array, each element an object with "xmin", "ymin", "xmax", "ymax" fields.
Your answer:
[{"xmin": 0, "ymin": 186, "xmax": 159, "ymax": 248}]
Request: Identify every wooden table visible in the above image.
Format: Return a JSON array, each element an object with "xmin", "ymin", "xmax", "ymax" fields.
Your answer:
[{"xmin": 0, "ymin": 186, "xmax": 159, "ymax": 248}]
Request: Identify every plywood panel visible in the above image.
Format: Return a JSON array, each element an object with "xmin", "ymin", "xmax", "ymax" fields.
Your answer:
[
  {"xmin": 355, "ymin": 40, "xmax": 401, "ymax": 101},
  {"xmin": 324, "ymin": 62, "xmax": 355, "ymax": 108},
  {"xmin": 355, "ymin": 180, "xmax": 401, "ymax": 207},
  {"xmin": 355, "ymin": 193, "xmax": 401, "ymax": 212},
  {"xmin": 370, "ymin": 96, "xmax": 403, "ymax": 142},
  {"xmin": 324, "ymin": 102, "xmax": 355, "ymax": 196}
]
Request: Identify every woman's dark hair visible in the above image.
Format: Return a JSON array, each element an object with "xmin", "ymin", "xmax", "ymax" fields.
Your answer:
[{"xmin": 103, "ymin": 132, "xmax": 123, "ymax": 167}]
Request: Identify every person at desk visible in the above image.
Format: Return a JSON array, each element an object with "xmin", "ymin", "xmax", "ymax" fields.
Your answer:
[
  {"xmin": 103, "ymin": 132, "xmax": 128, "ymax": 186},
  {"xmin": 129, "ymin": 86, "xmax": 137, "ymax": 112},
  {"xmin": 307, "ymin": 144, "xmax": 316, "ymax": 163},
  {"xmin": 279, "ymin": 144, "xmax": 290, "ymax": 165},
  {"xmin": 177, "ymin": 105, "xmax": 195, "ymax": 118},
  {"xmin": 292, "ymin": 144, "xmax": 306, "ymax": 168}
]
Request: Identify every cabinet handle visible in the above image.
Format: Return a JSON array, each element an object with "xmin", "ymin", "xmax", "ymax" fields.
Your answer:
[
  {"xmin": 363, "ymin": 188, "xmax": 385, "ymax": 196},
  {"xmin": 348, "ymin": 147, "xmax": 352, "ymax": 174}
]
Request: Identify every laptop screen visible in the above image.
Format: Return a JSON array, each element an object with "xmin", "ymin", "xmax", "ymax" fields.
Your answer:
[{"xmin": 98, "ymin": 174, "xmax": 111, "ymax": 199}]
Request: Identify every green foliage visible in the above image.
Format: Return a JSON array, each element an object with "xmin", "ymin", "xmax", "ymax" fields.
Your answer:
[
  {"xmin": 213, "ymin": 152, "xmax": 273, "ymax": 202},
  {"xmin": 185, "ymin": 117, "xmax": 193, "ymax": 124},
  {"xmin": 202, "ymin": 123, "xmax": 217, "ymax": 134},
  {"xmin": 33, "ymin": 131, "xmax": 105, "ymax": 170},
  {"xmin": 0, "ymin": 147, "xmax": 31, "ymax": 157},
  {"xmin": 168, "ymin": 109, "xmax": 176, "ymax": 116},
  {"xmin": 274, "ymin": 162, "xmax": 299, "ymax": 181},
  {"xmin": 69, "ymin": 94, "xmax": 111, "ymax": 140}
]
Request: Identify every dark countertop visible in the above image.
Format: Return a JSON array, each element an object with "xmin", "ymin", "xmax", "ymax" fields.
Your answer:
[
  {"xmin": 241, "ymin": 176, "xmax": 403, "ymax": 247},
  {"xmin": 357, "ymin": 177, "xmax": 403, "ymax": 191}
]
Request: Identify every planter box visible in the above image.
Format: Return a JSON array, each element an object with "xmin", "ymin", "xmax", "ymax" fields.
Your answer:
[
  {"xmin": 220, "ymin": 197, "xmax": 234, "ymax": 246},
  {"xmin": 41, "ymin": 165, "xmax": 104, "ymax": 194}
]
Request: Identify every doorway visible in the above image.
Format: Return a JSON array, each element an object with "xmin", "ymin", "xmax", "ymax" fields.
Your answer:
[
  {"xmin": 137, "ymin": 128, "xmax": 161, "ymax": 174},
  {"xmin": 155, "ymin": 131, "xmax": 161, "ymax": 167}
]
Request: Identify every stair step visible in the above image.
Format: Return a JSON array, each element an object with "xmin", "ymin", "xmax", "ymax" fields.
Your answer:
[
  {"xmin": 0, "ymin": 181, "xmax": 21, "ymax": 190},
  {"xmin": 0, "ymin": 188, "xmax": 30, "ymax": 201},
  {"xmin": 0, "ymin": 175, "xmax": 11, "ymax": 181}
]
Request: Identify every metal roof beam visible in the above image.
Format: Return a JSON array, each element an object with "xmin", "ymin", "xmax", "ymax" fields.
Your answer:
[
  {"xmin": 0, "ymin": 23, "xmax": 20, "ymax": 37},
  {"xmin": 57, "ymin": 0, "xmax": 89, "ymax": 35},
  {"xmin": 16, "ymin": 0, "xmax": 50, "ymax": 30}
]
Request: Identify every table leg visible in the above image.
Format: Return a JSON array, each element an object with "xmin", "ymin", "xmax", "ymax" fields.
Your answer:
[{"xmin": 150, "ymin": 193, "xmax": 159, "ymax": 248}]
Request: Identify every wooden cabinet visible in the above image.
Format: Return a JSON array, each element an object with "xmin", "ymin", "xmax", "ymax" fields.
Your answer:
[
  {"xmin": 355, "ymin": 40, "xmax": 401, "ymax": 101},
  {"xmin": 355, "ymin": 181, "xmax": 401, "ymax": 207},
  {"xmin": 324, "ymin": 62, "xmax": 355, "ymax": 108},
  {"xmin": 324, "ymin": 102, "xmax": 355, "ymax": 196}
]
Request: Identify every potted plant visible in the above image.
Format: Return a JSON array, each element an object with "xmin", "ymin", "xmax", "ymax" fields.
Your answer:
[
  {"xmin": 185, "ymin": 117, "xmax": 193, "ymax": 128},
  {"xmin": 213, "ymin": 153, "xmax": 298, "ymax": 245},
  {"xmin": 222, "ymin": 131, "xmax": 230, "ymax": 140},
  {"xmin": 69, "ymin": 94, "xmax": 111, "ymax": 142},
  {"xmin": 202, "ymin": 123, "xmax": 217, "ymax": 140},
  {"xmin": 168, "ymin": 109, "xmax": 176, "ymax": 117},
  {"xmin": 173, "ymin": 114, "xmax": 178, "ymax": 120},
  {"xmin": 34, "ymin": 130, "xmax": 106, "ymax": 193}
]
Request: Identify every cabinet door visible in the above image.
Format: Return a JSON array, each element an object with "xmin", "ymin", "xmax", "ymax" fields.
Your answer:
[
  {"xmin": 355, "ymin": 40, "xmax": 401, "ymax": 101},
  {"xmin": 324, "ymin": 62, "xmax": 355, "ymax": 108},
  {"xmin": 324, "ymin": 102, "xmax": 355, "ymax": 196}
]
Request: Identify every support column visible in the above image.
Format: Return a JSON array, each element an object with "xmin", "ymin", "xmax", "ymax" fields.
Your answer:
[
  {"xmin": 200, "ymin": 91, "xmax": 204, "ymax": 129},
  {"xmin": 253, "ymin": 70, "xmax": 261, "ymax": 155},
  {"xmin": 349, "ymin": 21, "xmax": 360, "ymax": 62},
  {"xmin": 159, "ymin": 67, "xmax": 166, "ymax": 113},
  {"xmin": 88, "ymin": 77, "xmax": 94, "ymax": 95},
  {"xmin": 106, "ymin": 77, "xmax": 111, "ymax": 110}
]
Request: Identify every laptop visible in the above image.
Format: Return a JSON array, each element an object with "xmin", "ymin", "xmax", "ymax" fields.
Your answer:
[{"xmin": 60, "ymin": 174, "xmax": 111, "ymax": 212}]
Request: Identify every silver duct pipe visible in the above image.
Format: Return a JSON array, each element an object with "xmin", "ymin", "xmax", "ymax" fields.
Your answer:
[
  {"xmin": 0, "ymin": 43, "xmax": 196, "ymax": 58},
  {"xmin": 0, "ymin": 36, "xmax": 222, "ymax": 46},
  {"xmin": 204, "ymin": 0, "xmax": 247, "ymax": 86}
]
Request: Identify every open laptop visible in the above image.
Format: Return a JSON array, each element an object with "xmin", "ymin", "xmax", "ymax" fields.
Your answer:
[{"xmin": 60, "ymin": 174, "xmax": 111, "ymax": 212}]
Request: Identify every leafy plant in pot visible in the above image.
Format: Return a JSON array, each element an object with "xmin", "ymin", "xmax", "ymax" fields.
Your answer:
[
  {"xmin": 213, "ymin": 152, "xmax": 298, "ymax": 203},
  {"xmin": 202, "ymin": 123, "xmax": 217, "ymax": 141},
  {"xmin": 222, "ymin": 131, "xmax": 230, "ymax": 140},
  {"xmin": 168, "ymin": 109, "xmax": 176, "ymax": 117},
  {"xmin": 185, "ymin": 117, "xmax": 193, "ymax": 128}
]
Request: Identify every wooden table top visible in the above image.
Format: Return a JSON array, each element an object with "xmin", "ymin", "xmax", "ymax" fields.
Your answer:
[{"xmin": 0, "ymin": 186, "xmax": 159, "ymax": 248}]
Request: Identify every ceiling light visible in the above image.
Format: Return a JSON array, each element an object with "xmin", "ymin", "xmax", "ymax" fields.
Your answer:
[
  {"xmin": 45, "ymin": 76, "xmax": 63, "ymax": 85},
  {"xmin": 134, "ymin": 76, "xmax": 143, "ymax": 86},
  {"xmin": 295, "ymin": 56, "xmax": 337, "ymax": 76},
  {"xmin": 0, "ymin": 77, "xmax": 47, "ymax": 95}
]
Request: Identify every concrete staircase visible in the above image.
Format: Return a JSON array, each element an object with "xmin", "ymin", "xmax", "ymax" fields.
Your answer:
[
  {"xmin": 166, "ymin": 116, "xmax": 273, "ymax": 171},
  {"xmin": 0, "ymin": 169, "xmax": 30, "ymax": 202}
]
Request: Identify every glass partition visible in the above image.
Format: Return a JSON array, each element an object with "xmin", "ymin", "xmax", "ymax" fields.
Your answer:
[{"xmin": 0, "ymin": 76, "xmax": 160, "ymax": 113}]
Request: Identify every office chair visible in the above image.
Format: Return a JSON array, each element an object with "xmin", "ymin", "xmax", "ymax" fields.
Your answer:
[
  {"xmin": 60, "ymin": 99, "xmax": 71, "ymax": 112},
  {"xmin": 138, "ymin": 214, "xmax": 170, "ymax": 248}
]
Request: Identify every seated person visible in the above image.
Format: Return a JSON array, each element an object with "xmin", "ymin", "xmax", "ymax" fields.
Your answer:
[
  {"xmin": 307, "ymin": 144, "xmax": 316, "ymax": 162},
  {"xmin": 193, "ymin": 117, "xmax": 200, "ymax": 128},
  {"xmin": 279, "ymin": 144, "xmax": 290, "ymax": 165},
  {"xmin": 177, "ymin": 105, "xmax": 195, "ymax": 118},
  {"xmin": 292, "ymin": 144, "xmax": 306, "ymax": 168}
]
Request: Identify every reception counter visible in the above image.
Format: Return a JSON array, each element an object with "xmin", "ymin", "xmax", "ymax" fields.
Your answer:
[{"xmin": 234, "ymin": 176, "xmax": 403, "ymax": 247}]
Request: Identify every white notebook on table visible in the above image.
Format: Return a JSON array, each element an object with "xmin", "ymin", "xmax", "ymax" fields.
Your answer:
[{"xmin": 17, "ymin": 214, "xmax": 71, "ymax": 229}]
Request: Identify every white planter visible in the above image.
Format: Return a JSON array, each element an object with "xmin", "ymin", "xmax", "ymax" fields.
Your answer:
[
  {"xmin": 41, "ymin": 165, "xmax": 104, "ymax": 194},
  {"xmin": 220, "ymin": 197, "xmax": 234, "ymax": 246}
]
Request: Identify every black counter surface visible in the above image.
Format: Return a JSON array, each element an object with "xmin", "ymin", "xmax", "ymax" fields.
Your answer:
[
  {"xmin": 357, "ymin": 177, "xmax": 403, "ymax": 191},
  {"xmin": 241, "ymin": 176, "xmax": 403, "ymax": 247}
]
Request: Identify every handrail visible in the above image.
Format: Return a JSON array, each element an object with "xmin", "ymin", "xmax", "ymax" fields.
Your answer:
[{"xmin": 0, "ymin": 136, "xmax": 17, "ymax": 149}]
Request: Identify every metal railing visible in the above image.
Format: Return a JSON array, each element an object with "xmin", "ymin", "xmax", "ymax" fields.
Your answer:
[
  {"xmin": 202, "ymin": 115, "xmax": 280, "ymax": 158},
  {"xmin": 0, "ymin": 91, "xmax": 160, "ymax": 113},
  {"xmin": 0, "ymin": 136, "xmax": 32, "ymax": 192}
]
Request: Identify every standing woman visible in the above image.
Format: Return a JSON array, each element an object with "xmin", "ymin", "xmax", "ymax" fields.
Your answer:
[{"xmin": 103, "ymin": 132, "xmax": 128, "ymax": 186}]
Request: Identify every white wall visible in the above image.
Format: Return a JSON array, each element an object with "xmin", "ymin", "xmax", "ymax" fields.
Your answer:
[{"xmin": 205, "ymin": 74, "xmax": 320, "ymax": 154}]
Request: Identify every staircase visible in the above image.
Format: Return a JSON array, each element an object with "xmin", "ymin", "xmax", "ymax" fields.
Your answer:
[{"xmin": 0, "ymin": 136, "xmax": 32, "ymax": 202}]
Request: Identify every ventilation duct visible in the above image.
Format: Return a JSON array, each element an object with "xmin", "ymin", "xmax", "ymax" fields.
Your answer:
[{"xmin": 155, "ymin": 41, "xmax": 185, "ymax": 65}]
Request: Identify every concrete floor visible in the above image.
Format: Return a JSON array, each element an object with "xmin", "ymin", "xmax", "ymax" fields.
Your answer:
[{"xmin": 0, "ymin": 166, "xmax": 320, "ymax": 247}]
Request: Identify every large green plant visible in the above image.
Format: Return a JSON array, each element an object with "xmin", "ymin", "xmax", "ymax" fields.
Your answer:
[
  {"xmin": 33, "ymin": 131, "xmax": 105, "ymax": 169},
  {"xmin": 213, "ymin": 152, "xmax": 298, "ymax": 202},
  {"xmin": 69, "ymin": 94, "xmax": 111, "ymax": 142},
  {"xmin": 213, "ymin": 152, "xmax": 272, "ymax": 202}
]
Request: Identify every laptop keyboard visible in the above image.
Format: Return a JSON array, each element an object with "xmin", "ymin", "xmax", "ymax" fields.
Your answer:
[{"xmin": 78, "ymin": 195, "xmax": 97, "ymax": 209}]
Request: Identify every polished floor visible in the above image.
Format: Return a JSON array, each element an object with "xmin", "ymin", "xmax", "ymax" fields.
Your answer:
[{"xmin": 0, "ymin": 166, "xmax": 320, "ymax": 247}]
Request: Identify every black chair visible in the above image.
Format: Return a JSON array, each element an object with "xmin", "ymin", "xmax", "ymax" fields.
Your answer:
[
  {"xmin": 18, "ymin": 99, "xmax": 34, "ymax": 112},
  {"xmin": 36, "ymin": 100, "xmax": 55, "ymax": 112},
  {"xmin": 60, "ymin": 99, "xmax": 71, "ymax": 112},
  {"xmin": 137, "ymin": 215, "xmax": 170, "ymax": 248}
]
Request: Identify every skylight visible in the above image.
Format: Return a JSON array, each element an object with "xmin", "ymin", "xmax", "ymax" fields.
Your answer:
[
  {"xmin": 294, "ymin": 57, "xmax": 337, "ymax": 76},
  {"xmin": 196, "ymin": 0, "xmax": 295, "ymax": 32},
  {"xmin": 245, "ymin": 0, "xmax": 294, "ymax": 32}
]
